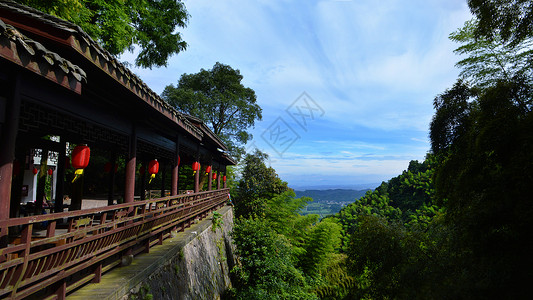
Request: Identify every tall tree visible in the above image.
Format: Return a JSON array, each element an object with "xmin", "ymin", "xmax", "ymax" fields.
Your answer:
[
  {"xmin": 17, "ymin": 0, "xmax": 189, "ymax": 68},
  {"xmin": 450, "ymin": 19, "xmax": 533, "ymax": 89},
  {"xmin": 233, "ymin": 149, "xmax": 288, "ymax": 218},
  {"xmin": 468, "ymin": 0, "xmax": 533, "ymax": 46},
  {"xmin": 162, "ymin": 62, "xmax": 262, "ymax": 159}
]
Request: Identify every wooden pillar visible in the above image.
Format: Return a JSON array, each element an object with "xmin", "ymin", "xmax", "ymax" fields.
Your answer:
[
  {"xmin": 171, "ymin": 137, "xmax": 180, "ymax": 196},
  {"xmin": 207, "ymin": 164, "xmax": 213, "ymax": 191},
  {"xmin": 107, "ymin": 152, "xmax": 116, "ymax": 206},
  {"xmin": 217, "ymin": 170, "xmax": 221, "ymax": 190},
  {"xmin": 54, "ymin": 141, "xmax": 66, "ymax": 213},
  {"xmin": 160, "ymin": 162, "xmax": 166, "ymax": 197},
  {"xmin": 223, "ymin": 166, "xmax": 227, "ymax": 189},
  {"xmin": 194, "ymin": 145, "xmax": 200, "ymax": 193},
  {"xmin": 70, "ymin": 166, "xmax": 84, "ymax": 211},
  {"xmin": 0, "ymin": 71, "xmax": 20, "ymax": 235},
  {"xmin": 10, "ymin": 152, "xmax": 25, "ymax": 218},
  {"xmin": 124, "ymin": 126, "xmax": 136, "ymax": 203},
  {"xmin": 35, "ymin": 150, "xmax": 48, "ymax": 214},
  {"xmin": 140, "ymin": 161, "xmax": 146, "ymax": 200},
  {"xmin": 194, "ymin": 164, "xmax": 200, "ymax": 193}
]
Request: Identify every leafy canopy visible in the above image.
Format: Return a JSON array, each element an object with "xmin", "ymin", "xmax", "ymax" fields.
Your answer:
[
  {"xmin": 18, "ymin": 0, "xmax": 189, "ymax": 68},
  {"xmin": 450, "ymin": 19, "xmax": 533, "ymax": 89},
  {"xmin": 162, "ymin": 62, "xmax": 262, "ymax": 160},
  {"xmin": 468, "ymin": 0, "xmax": 533, "ymax": 46}
]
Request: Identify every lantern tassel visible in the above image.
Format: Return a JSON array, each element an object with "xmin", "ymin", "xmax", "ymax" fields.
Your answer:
[
  {"xmin": 149, "ymin": 173, "xmax": 156, "ymax": 184},
  {"xmin": 72, "ymin": 169, "xmax": 84, "ymax": 183}
]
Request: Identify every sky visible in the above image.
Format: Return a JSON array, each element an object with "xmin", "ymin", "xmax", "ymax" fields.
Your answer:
[{"xmin": 122, "ymin": 0, "xmax": 473, "ymax": 190}]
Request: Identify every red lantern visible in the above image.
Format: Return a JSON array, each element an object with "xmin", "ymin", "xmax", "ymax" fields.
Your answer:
[
  {"xmin": 148, "ymin": 159, "xmax": 159, "ymax": 184},
  {"xmin": 71, "ymin": 144, "xmax": 90, "ymax": 182},
  {"xmin": 13, "ymin": 160, "xmax": 20, "ymax": 176},
  {"xmin": 47, "ymin": 168, "xmax": 53, "ymax": 176},
  {"xmin": 192, "ymin": 161, "xmax": 200, "ymax": 174},
  {"xmin": 178, "ymin": 155, "xmax": 180, "ymax": 166},
  {"xmin": 32, "ymin": 167, "xmax": 39, "ymax": 175},
  {"xmin": 205, "ymin": 165, "xmax": 211, "ymax": 175},
  {"xmin": 212, "ymin": 173, "xmax": 217, "ymax": 180},
  {"xmin": 223, "ymin": 175, "xmax": 226, "ymax": 182}
]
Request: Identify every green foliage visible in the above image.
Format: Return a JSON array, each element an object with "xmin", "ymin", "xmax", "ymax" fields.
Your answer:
[
  {"xmin": 430, "ymin": 78, "xmax": 533, "ymax": 298},
  {"xmin": 18, "ymin": 0, "xmax": 189, "ymax": 68},
  {"xmin": 312, "ymin": 254, "xmax": 356, "ymax": 300},
  {"xmin": 233, "ymin": 150, "xmax": 289, "ymax": 218},
  {"xmin": 231, "ymin": 217, "xmax": 317, "ymax": 300},
  {"xmin": 212, "ymin": 212, "xmax": 223, "ymax": 232},
  {"xmin": 298, "ymin": 219, "xmax": 341, "ymax": 275},
  {"xmin": 450, "ymin": 19, "xmax": 533, "ymax": 89},
  {"xmin": 162, "ymin": 63, "xmax": 262, "ymax": 159},
  {"xmin": 468, "ymin": 0, "xmax": 533, "ymax": 46}
]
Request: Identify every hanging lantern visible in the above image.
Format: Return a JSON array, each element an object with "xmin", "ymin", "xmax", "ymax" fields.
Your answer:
[
  {"xmin": 178, "ymin": 155, "xmax": 180, "ymax": 166},
  {"xmin": 212, "ymin": 173, "xmax": 217, "ymax": 180},
  {"xmin": 71, "ymin": 144, "xmax": 90, "ymax": 183},
  {"xmin": 47, "ymin": 168, "xmax": 53, "ymax": 176},
  {"xmin": 32, "ymin": 167, "xmax": 39, "ymax": 176},
  {"xmin": 13, "ymin": 160, "xmax": 20, "ymax": 176},
  {"xmin": 223, "ymin": 175, "xmax": 227, "ymax": 182},
  {"xmin": 205, "ymin": 165, "xmax": 211, "ymax": 175},
  {"xmin": 139, "ymin": 165, "xmax": 145, "ymax": 176},
  {"xmin": 148, "ymin": 159, "xmax": 159, "ymax": 184},
  {"xmin": 192, "ymin": 161, "xmax": 200, "ymax": 174}
]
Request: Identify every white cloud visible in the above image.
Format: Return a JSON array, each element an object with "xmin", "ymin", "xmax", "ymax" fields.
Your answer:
[{"xmin": 122, "ymin": 0, "xmax": 471, "ymax": 188}]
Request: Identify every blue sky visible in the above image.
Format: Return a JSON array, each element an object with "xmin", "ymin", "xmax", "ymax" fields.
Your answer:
[{"xmin": 122, "ymin": 0, "xmax": 472, "ymax": 190}]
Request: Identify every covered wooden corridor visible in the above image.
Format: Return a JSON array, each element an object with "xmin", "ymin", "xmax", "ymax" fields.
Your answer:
[{"xmin": 0, "ymin": 1, "xmax": 234, "ymax": 298}]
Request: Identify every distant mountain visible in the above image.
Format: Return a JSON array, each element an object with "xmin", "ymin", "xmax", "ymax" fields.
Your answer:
[{"xmin": 290, "ymin": 183, "xmax": 380, "ymax": 191}]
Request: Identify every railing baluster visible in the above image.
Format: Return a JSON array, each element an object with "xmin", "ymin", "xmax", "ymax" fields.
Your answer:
[{"xmin": 0, "ymin": 188, "xmax": 230, "ymax": 298}]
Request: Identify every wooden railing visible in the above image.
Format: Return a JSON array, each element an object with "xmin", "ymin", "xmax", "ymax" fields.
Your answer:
[{"xmin": 0, "ymin": 188, "xmax": 229, "ymax": 300}]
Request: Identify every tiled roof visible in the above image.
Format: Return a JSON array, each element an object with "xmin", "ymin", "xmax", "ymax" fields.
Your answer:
[
  {"xmin": 0, "ymin": 17, "xmax": 86, "ymax": 92},
  {"xmin": 0, "ymin": 0, "xmax": 204, "ymax": 141}
]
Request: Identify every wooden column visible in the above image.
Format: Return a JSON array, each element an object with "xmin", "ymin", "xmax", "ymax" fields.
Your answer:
[
  {"xmin": 35, "ymin": 150, "xmax": 49, "ymax": 213},
  {"xmin": 139, "ymin": 161, "xmax": 146, "ymax": 200},
  {"xmin": 0, "ymin": 71, "xmax": 20, "ymax": 231},
  {"xmin": 54, "ymin": 141, "xmax": 66, "ymax": 213},
  {"xmin": 124, "ymin": 126, "xmax": 136, "ymax": 203},
  {"xmin": 10, "ymin": 151, "xmax": 25, "ymax": 218},
  {"xmin": 160, "ymin": 162, "xmax": 166, "ymax": 197},
  {"xmin": 171, "ymin": 137, "xmax": 180, "ymax": 196},
  {"xmin": 207, "ymin": 164, "xmax": 213, "ymax": 191},
  {"xmin": 194, "ymin": 164, "xmax": 200, "ymax": 193},
  {"xmin": 107, "ymin": 152, "xmax": 116, "ymax": 206},
  {"xmin": 217, "ymin": 170, "xmax": 221, "ymax": 190},
  {"xmin": 223, "ymin": 166, "xmax": 227, "ymax": 189}
]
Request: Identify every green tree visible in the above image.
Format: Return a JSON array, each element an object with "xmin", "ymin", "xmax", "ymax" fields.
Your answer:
[
  {"xmin": 430, "ymin": 79, "xmax": 533, "ymax": 298},
  {"xmin": 233, "ymin": 149, "xmax": 288, "ymax": 218},
  {"xmin": 17, "ymin": 0, "xmax": 189, "ymax": 68},
  {"xmin": 162, "ymin": 62, "xmax": 262, "ymax": 159},
  {"xmin": 468, "ymin": 0, "xmax": 533, "ymax": 46},
  {"xmin": 230, "ymin": 217, "xmax": 317, "ymax": 300},
  {"xmin": 450, "ymin": 19, "xmax": 533, "ymax": 89}
]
